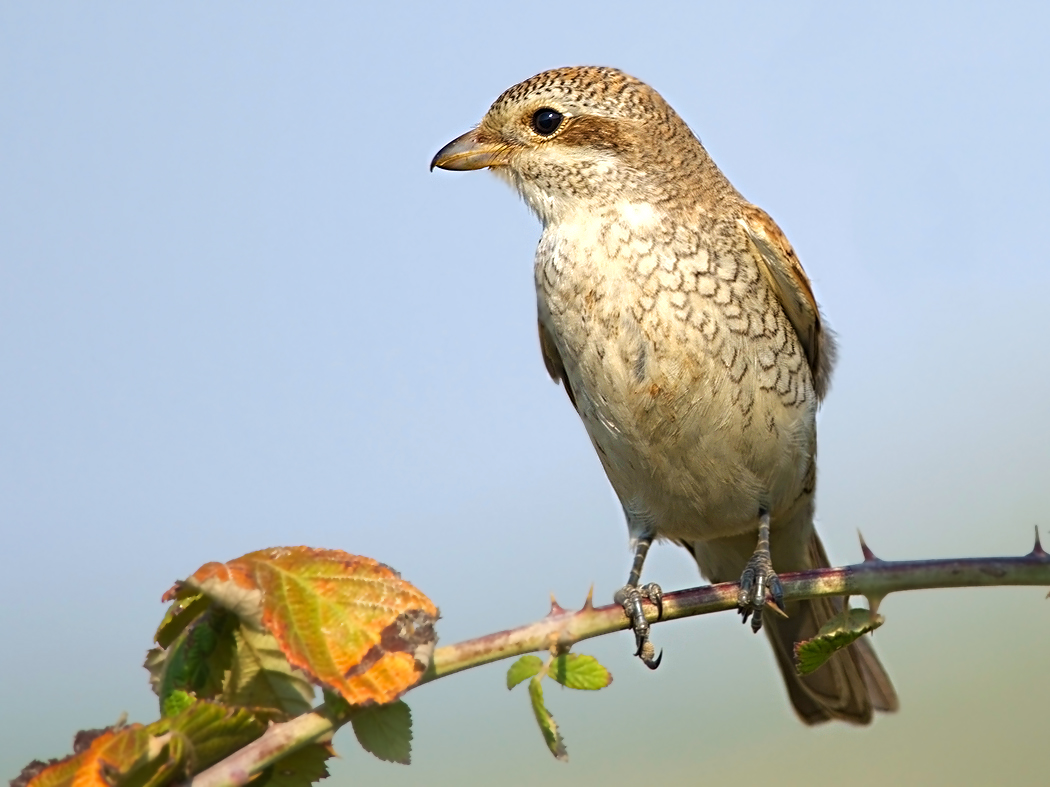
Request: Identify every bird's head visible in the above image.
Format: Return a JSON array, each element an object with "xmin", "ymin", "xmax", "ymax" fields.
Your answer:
[{"xmin": 431, "ymin": 66, "xmax": 715, "ymax": 226}]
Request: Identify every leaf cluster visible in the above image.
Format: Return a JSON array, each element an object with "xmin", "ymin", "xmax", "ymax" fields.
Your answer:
[
  {"xmin": 505, "ymin": 652, "xmax": 614, "ymax": 761},
  {"xmin": 15, "ymin": 547, "xmax": 439, "ymax": 787}
]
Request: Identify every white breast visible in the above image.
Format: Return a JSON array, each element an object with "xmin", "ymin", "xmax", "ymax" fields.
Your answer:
[{"xmin": 534, "ymin": 206, "xmax": 818, "ymax": 543}]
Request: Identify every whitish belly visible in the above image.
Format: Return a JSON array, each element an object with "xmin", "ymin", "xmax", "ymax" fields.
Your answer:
[{"xmin": 540, "ymin": 268, "xmax": 817, "ymax": 542}]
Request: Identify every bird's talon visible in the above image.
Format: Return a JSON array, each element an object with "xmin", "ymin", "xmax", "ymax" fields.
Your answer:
[
  {"xmin": 750, "ymin": 607, "xmax": 764, "ymax": 633},
  {"xmin": 641, "ymin": 582, "xmax": 664, "ymax": 619},
  {"xmin": 618, "ymin": 582, "xmax": 663, "ymax": 670},
  {"xmin": 640, "ymin": 640, "xmax": 662, "ymax": 669},
  {"xmin": 737, "ymin": 542, "xmax": 778, "ymax": 634}
]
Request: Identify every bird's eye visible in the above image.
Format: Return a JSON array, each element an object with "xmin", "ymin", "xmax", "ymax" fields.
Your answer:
[{"xmin": 531, "ymin": 108, "xmax": 563, "ymax": 136}]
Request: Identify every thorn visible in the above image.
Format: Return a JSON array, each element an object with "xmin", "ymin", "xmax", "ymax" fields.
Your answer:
[
  {"xmin": 765, "ymin": 597, "xmax": 789, "ymax": 619},
  {"xmin": 1029, "ymin": 526, "xmax": 1047, "ymax": 558},
  {"xmin": 858, "ymin": 530, "xmax": 879, "ymax": 562},
  {"xmin": 548, "ymin": 594, "xmax": 567, "ymax": 616},
  {"xmin": 583, "ymin": 584, "xmax": 594, "ymax": 611}
]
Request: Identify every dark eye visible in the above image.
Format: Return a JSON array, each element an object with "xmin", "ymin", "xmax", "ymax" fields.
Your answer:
[{"xmin": 531, "ymin": 108, "xmax": 563, "ymax": 136}]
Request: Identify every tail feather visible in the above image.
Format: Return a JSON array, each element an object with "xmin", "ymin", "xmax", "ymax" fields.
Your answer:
[
  {"xmin": 851, "ymin": 634, "xmax": 900, "ymax": 713},
  {"xmin": 765, "ymin": 534, "xmax": 898, "ymax": 725}
]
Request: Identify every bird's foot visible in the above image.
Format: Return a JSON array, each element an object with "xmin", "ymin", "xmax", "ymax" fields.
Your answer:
[
  {"xmin": 737, "ymin": 549, "xmax": 784, "ymax": 634},
  {"xmin": 614, "ymin": 582, "xmax": 663, "ymax": 669}
]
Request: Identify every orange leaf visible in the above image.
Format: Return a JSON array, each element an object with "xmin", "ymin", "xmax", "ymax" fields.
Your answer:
[
  {"xmin": 179, "ymin": 547, "xmax": 438, "ymax": 705},
  {"xmin": 69, "ymin": 726, "xmax": 151, "ymax": 787},
  {"xmin": 20, "ymin": 752, "xmax": 87, "ymax": 787}
]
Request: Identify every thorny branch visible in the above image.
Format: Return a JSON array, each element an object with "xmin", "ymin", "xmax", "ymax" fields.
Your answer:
[{"xmin": 188, "ymin": 535, "xmax": 1050, "ymax": 787}]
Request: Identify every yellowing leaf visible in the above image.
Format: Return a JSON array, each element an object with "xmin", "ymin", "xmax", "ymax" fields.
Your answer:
[
  {"xmin": 547, "ymin": 654, "xmax": 612, "ymax": 690},
  {"xmin": 18, "ymin": 729, "xmax": 115, "ymax": 787},
  {"xmin": 506, "ymin": 655, "xmax": 543, "ymax": 689},
  {"xmin": 795, "ymin": 608, "xmax": 885, "ymax": 676},
  {"xmin": 17, "ymin": 753, "xmax": 86, "ymax": 787},
  {"xmin": 21, "ymin": 703, "xmax": 264, "ymax": 787},
  {"xmin": 69, "ymin": 726, "xmax": 153, "ymax": 787},
  {"xmin": 178, "ymin": 547, "xmax": 439, "ymax": 705}
]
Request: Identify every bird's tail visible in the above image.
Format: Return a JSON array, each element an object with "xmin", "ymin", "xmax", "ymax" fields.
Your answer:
[{"xmin": 765, "ymin": 533, "xmax": 898, "ymax": 724}]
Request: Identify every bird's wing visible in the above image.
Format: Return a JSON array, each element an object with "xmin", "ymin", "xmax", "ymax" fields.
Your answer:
[
  {"xmin": 538, "ymin": 319, "xmax": 578, "ymax": 411},
  {"xmin": 738, "ymin": 205, "xmax": 836, "ymax": 400}
]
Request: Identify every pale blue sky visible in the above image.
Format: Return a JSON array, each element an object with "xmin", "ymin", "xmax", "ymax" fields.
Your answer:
[{"xmin": 2, "ymin": 3, "xmax": 1049, "ymax": 785}]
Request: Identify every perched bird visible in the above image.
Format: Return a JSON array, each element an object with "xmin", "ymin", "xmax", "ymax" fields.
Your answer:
[{"xmin": 432, "ymin": 66, "xmax": 897, "ymax": 724}]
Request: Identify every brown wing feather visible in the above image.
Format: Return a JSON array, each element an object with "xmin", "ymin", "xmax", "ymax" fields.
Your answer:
[
  {"xmin": 538, "ymin": 320, "xmax": 577, "ymax": 411},
  {"xmin": 738, "ymin": 206, "xmax": 836, "ymax": 400}
]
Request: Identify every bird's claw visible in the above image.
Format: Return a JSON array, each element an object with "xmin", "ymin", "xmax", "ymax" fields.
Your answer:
[
  {"xmin": 615, "ymin": 582, "xmax": 663, "ymax": 669},
  {"xmin": 737, "ymin": 553, "xmax": 783, "ymax": 633}
]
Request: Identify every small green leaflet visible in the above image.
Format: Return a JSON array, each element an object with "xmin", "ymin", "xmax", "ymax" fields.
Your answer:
[
  {"xmin": 162, "ymin": 689, "xmax": 195, "ymax": 718},
  {"xmin": 528, "ymin": 676, "xmax": 567, "ymax": 762},
  {"xmin": 507, "ymin": 652, "xmax": 612, "ymax": 760},
  {"xmin": 506, "ymin": 655, "xmax": 543, "ymax": 689},
  {"xmin": 795, "ymin": 608, "xmax": 885, "ymax": 676},
  {"xmin": 547, "ymin": 654, "xmax": 612, "ymax": 690}
]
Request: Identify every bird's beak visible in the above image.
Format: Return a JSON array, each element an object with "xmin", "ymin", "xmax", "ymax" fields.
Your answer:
[{"xmin": 430, "ymin": 129, "xmax": 507, "ymax": 172}]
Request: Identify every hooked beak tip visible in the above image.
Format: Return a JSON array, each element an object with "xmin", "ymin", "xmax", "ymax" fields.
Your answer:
[{"xmin": 431, "ymin": 129, "xmax": 506, "ymax": 172}]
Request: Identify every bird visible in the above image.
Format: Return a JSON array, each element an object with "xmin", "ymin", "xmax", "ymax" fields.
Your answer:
[{"xmin": 431, "ymin": 66, "xmax": 897, "ymax": 724}]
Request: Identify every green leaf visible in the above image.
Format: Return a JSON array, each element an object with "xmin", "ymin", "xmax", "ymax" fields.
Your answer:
[
  {"xmin": 162, "ymin": 698, "xmax": 267, "ymax": 774},
  {"xmin": 528, "ymin": 676, "xmax": 567, "ymax": 762},
  {"xmin": 321, "ymin": 688, "xmax": 352, "ymax": 718},
  {"xmin": 795, "ymin": 608, "xmax": 885, "ymax": 676},
  {"xmin": 225, "ymin": 624, "xmax": 315, "ymax": 719},
  {"xmin": 162, "ymin": 689, "xmax": 195, "ymax": 718},
  {"xmin": 155, "ymin": 594, "xmax": 211, "ymax": 648},
  {"xmin": 349, "ymin": 701, "xmax": 413, "ymax": 765},
  {"xmin": 506, "ymin": 655, "xmax": 543, "ymax": 689},
  {"xmin": 547, "ymin": 654, "xmax": 612, "ymax": 690},
  {"xmin": 146, "ymin": 609, "xmax": 236, "ymax": 713},
  {"xmin": 256, "ymin": 744, "xmax": 333, "ymax": 787}
]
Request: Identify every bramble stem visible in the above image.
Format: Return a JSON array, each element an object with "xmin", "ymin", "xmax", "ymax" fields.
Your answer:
[{"xmin": 426, "ymin": 548, "xmax": 1050, "ymax": 679}]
